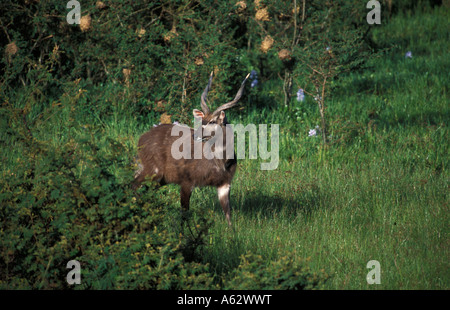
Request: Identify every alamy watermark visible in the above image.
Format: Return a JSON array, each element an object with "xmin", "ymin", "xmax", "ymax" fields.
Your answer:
[
  {"xmin": 366, "ymin": 260, "xmax": 381, "ymax": 284},
  {"xmin": 66, "ymin": 0, "xmax": 81, "ymax": 25},
  {"xmin": 170, "ymin": 119, "xmax": 279, "ymax": 171},
  {"xmin": 66, "ymin": 260, "xmax": 81, "ymax": 285},
  {"xmin": 366, "ymin": 0, "xmax": 381, "ymax": 25}
]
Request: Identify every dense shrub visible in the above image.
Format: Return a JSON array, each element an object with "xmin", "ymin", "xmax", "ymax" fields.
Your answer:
[
  {"xmin": 0, "ymin": 0, "xmax": 246, "ymax": 124},
  {"xmin": 0, "ymin": 109, "xmax": 214, "ymax": 289},
  {"xmin": 225, "ymin": 252, "xmax": 329, "ymax": 290}
]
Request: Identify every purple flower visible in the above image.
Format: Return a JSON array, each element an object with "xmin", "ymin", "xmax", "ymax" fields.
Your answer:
[
  {"xmin": 173, "ymin": 121, "xmax": 180, "ymax": 125},
  {"xmin": 248, "ymin": 70, "xmax": 259, "ymax": 88},
  {"xmin": 308, "ymin": 126, "xmax": 320, "ymax": 137},
  {"xmin": 405, "ymin": 51, "xmax": 412, "ymax": 58},
  {"xmin": 296, "ymin": 88, "xmax": 305, "ymax": 102}
]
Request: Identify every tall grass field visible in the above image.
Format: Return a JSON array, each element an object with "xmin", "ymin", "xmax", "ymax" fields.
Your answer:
[
  {"xmin": 181, "ymin": 7, "xmax": 449, "ymax": 289},
  {"xmin": 0, "ymin": 3, "xmax": 448, "ymax": 290}
]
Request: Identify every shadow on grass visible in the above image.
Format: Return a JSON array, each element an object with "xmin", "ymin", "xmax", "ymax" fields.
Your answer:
[
  {"xmin": 234, "ymin": 187, "xmax": 322, "ymax": 220},
  {"xmin": 200, "ymin": 188, "xmax": 323, "ymax": 277}
]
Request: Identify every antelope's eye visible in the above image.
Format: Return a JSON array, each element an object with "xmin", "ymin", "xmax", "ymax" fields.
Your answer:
[{"xmin": 209, "ymin": 120, "xmax": 216, "ymax": 125}]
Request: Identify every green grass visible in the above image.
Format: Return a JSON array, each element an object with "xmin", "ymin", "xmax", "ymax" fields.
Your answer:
[
  {"xmin": 186, "ymin": 7, "xmax": 449, "ymax": 289},
  {"xmin": 196, "ymin": 154, "xmax": 446, "ymax": 289}
]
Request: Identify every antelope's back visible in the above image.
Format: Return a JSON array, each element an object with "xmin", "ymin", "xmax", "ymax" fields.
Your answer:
[
  {"xmin": 137, "ymin": 124, "xmax": 180, "ymax": 170},
  {"xmin": 137, "ymin": 124, "xmax": 236, "ymax": 187}
]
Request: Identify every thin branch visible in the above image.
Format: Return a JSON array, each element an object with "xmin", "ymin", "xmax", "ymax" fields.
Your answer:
[
  {"xmin": 291, "ymin": 0, "xmax": 297, "ymax": 50},
  {"xmin": 0, "ymin": 17, "xmax": 11, "ymax": 42},
  {"xmin": 301, "ymin": 0, "xmax": 305, "ymax": 23},
  {"xmin": 305, "ymin": 62, "xmax": 326, "ymax": 77},
  {"xmin": 182, "ymin": 68, "xmax": 188, "ymax": 105}
]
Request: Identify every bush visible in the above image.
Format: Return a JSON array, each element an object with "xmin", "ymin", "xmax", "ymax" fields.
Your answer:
[
  {"xmin": 225, "ymin": 252, "xmax": 329, "ymax": 290},
  {"xmin": 0, "ymin": 0, "xmax": 246, "ymax": 124},
  {"xmin": 0, "ymin": 109, "xmax": 215, "ymax": 289}
]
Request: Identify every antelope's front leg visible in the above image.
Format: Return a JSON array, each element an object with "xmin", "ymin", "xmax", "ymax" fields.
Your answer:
[
  {"xmin": 180, "ymin": 184, "xmax": 193, "ymax": 222},
  {"xmin": 217, "ymin": 184, "xmax": 232, "ymax": 227}
]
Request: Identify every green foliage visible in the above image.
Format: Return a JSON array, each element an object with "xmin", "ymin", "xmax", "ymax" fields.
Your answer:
[
  {"xmin": 0, "ymin": 0, "xmax": 247, "ymax": 124},
  {"xmin": 225, "ymin": 252, "xmax": 328, "ymax": 290},
  {"xmin": 0, "ymin": 109, "xmax": 212, "ymax": 289},
  {"xmin": 0, "ymin": 0, "xmax": 380, "ymax": 128}
]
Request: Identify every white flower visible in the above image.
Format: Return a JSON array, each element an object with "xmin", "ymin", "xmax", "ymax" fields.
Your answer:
[
  {"xmin": 296, "ymin": 88, "xmax": 305, "ymax": 102},
  {"xmin": 405, "ymin": 51, "xmax": 412, "ymax": 58},
  {"xmin": 308, "ymin": 125, "xmax": 320, "ymax": 137}
]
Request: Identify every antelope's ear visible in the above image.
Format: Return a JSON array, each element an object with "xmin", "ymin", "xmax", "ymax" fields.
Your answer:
[
  {"xmin": 193, "ymin": 109, "xmax": 204, "ymax": 119},
  {"xmin": 219, "ymin": 111, "xmax": 226, "ymax": 121}
]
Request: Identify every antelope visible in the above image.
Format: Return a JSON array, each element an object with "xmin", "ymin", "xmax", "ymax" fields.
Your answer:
[{"xmin": 133, "ymin": 72, "xmax": 250, "ymax": 226}]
